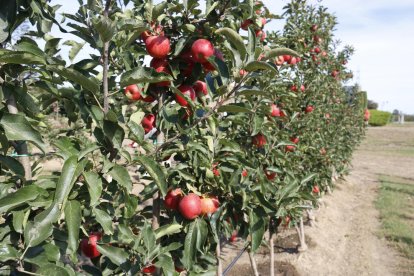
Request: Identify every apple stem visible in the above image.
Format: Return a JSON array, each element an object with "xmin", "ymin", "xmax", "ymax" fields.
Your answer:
[
  {"xmin": 248, "ymin": 250, "xmax": 260, "ymax": 276},
  {"xmin": 102, "ymin": 0, "xmax": 112, "ymax": 114},
  {"xmin": 6, "ymin": 93, "xmax": 32, "ymax": 181}
]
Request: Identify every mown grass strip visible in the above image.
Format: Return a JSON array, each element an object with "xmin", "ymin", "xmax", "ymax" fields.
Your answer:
[{"xmin": 375, "ymin": 174, "xmax": 414, "ymax": 274}]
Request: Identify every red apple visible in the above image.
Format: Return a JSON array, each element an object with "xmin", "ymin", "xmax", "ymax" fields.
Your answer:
[
  {"xmin": 312, "ymin": 185, "xmax": 320, "ymax": 194},
  {"xmin": 142, "ymin": 95, "xmax": 156, "ymax": 102},
  {"xmin": 193, "ymin": 80, "xmax": 208, "ymax": 97},
  {"xmin": 242, "ymin": 169, "xmax": 248, "ymax": 177},
  {"xmin": 80, "ymin": 233, "xmax": 102, "ymax": 259},
  {"xmin": 275, "ymin": 56, "xmax": 284, "ymax": 65},
  {"xmin": 310, "ymin": 24, "xmax": 318, "ymax": 32},
  {"xmin": 252, "ymin": 133, "xmax": 266, "ymax": 148},
  {"xmin": 255, "ymin": 30, "xmax": 266, "ymax": 42},
  {"xmin": 300, "ymin": 84, "xmax": 305, "ymax": 92},
  {"xmin": 124, "ymin": 84, "xmax": 141, "ymax": 101},
  {"xmin": 141, "ymin": 114, "xmax": 156, "ymax": 134},
  {"xmin": 191, "ymin": 39, "xmax": 214, "ymax": 63},
  {"xmin": 164, "ymin": 188, "xmax": 183, "ymax": 210},
  {"xmin": 178, "ymin": 193, "xmax": 202, "ymax": 220},
  {"xmin": 364, "ymin": 109, "xmax": 370, "ymax": 121},
  {"xmin": 265, "ymin": 170, "xmax": 277, "ymax": 180},
  {"xmin": 229, "ymin": 231, "xmax": 238, "ymax": 243},
  {"xmin": 200, "ymin": 196, "xmax": 219, "ymax": 216},
  {"xmin": 289, "ymin": 56, "xmax": 298, "ymax": 65},
  {"xmin": 145, "ymin": 35, "xmax": 171, "ymax": 58},
  {"xmin": 285, "ymin": 145, "xmax": 295, "ymax": 152},
  {"xmin": 175, "ymin": 85, "xmax": 196, "ymax": 107},
  {"xmin": 290, "ymin": 137, "xmax": 299, "ymax": 144},
  {"xmin": 241, "ymin": 19, "xmax": 253, "ymax": 30},
  {"xmin": 305, "ymin": 105, "xmax": 314, "ymax": 113},
  {"xmin": 142, "ymin": 265, "xmax": 156, "ymax": 274},
  {"xmin": 290, "ymin": 85, "xmax": 298, "ymax": 92},
  {"xmin": 314, "ymin": 47, "xmax": 321, "ymax": 54},
  {"xmin": 283, "ymin": 55, "xmax": 292, "ymax": 63},
  {"xmin": 270, "ymin": 104, "xmax": 281, "ymax": 117},
  {"xmin": 260, "ymin": 17, "xmax": 266, "ymax": 27}
]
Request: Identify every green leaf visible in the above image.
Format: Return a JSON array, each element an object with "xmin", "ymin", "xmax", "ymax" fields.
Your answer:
[
  {"xmin": 142, "ymin": 223, "xmax": 156, "ymax": 251},
  {"xmin": 55, "ymin": 156, "xmax": 86, "ymax": 204},
  {"xmin": 264, "ymin": 48, "xmax": 299, "ymax": 60},
  {"xmin": 93, "ymin": 208, "xmax": 113, "ymax": 235},
  {"xmin": 24, "ymin": 220, "xmax": 53, "ymax": 247},
  {"xmin": 0, "ymin": 244, "xmax": 20, "ymax": 262},
  {"xmin": 183, "ymin": 219, "xmax": 208, "ymax": 269},
  {"xmin": 103, "ymin": 120, "xmax": 125, "ymax": 149},
  {"xmin": 93, "ymin": 16, "xmax": 116, "ymax": 42},
  {"xmin": 0, "ymin": 0, "xmax": 16, "ymax": 43},
  {"xmin": 0, "ymin": 49, "xmax": 45, "ymax": 64},
  {"xmin": 12, "ymin": 210, "xmax": 25, "ymax": 233},
  {"xmin": 108, "ymin": 164, "xmax": 132, "ymax": 192},
  {"xmin": 120, "ymin": 67, "xmax": 173, "ymax": 87},
  {"xmin": 0, "ymin": 155, "xmax": 25, "ymax": 176},
  {"xmin": 244, "ymin": 61, "xmax": 277, "ymax": 74},
  {"xmin": 96, "ymin": 244, "xmax": 129, "ymax": 268},
  {"xmin": 217, "ymin": 105, "xmax": 253, "ymax": 113},
  {"xmin": 238, "ymin": 89, "xmax": 267, "ymax": 97},
  {"xmin": 155, "ymin": 223, "xmax": 183, "ymax": 239},
  {"xmin": 247, "ymin": 27, "xmax": 257, "ymax": 62},
  {"xmin": 300, "ymin": 173, "xmax": 317, "ymax": 185},
  {"xmin": 215, "ymin": 27, "xmax": 247, "ymax": 60},
  {"xmin": 46, "ymin": 65, "xmax": 100, "ymax": 93},
  {"xmin": 0, "ymin": 185, "xmax": 42, "ymax": 213},
  {"xmin": 63, "ymin": 40, "xmax": 85, "ymax": 61},
  {"xmin": 249, "ymin": 208, "xmax": 265, "ymax": 252},
  {"xmin": 135, "ymin": 155, "xmax": 167, "ymax": 196},
  {"xmin": 0, "ymin": 113, "xmax": 47, "ymax": 153},
  {"xmin": 64, "ymin": 200, "xmax": 81, "ymax": 254},
  {"xmin": 83, "ymin": 171, "xmax": 103, "ymax": 206},
  {"xmin": 156, "ymin": 253, "xmax": 175, "ymax": 275},
  {"xmin": 36, "ymin": 264, "xmax": 71, "ymax": 276}
]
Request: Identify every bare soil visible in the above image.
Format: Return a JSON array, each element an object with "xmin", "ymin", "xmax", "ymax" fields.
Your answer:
[{"xmin": 223, "ymin": 123, "xmax": 414, "ymax": 275}]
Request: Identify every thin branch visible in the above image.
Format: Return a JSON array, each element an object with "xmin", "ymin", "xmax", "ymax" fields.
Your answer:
[{"xmin": 102, "ymin": 0, "xmax": 113, "ymax": 114}]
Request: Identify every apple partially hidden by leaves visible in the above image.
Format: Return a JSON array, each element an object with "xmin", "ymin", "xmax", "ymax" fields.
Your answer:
[
  {"xmin": 80, "ymin": 232, "xmax": 102, "ymax": 259},
  {"xmin": 124, "ymin": 84, "xmax": 141, "ymax": 101},
  {"xmin": 175, "ymin": 85, "xmax": 196, "ymax": 107},
  {"xmin": 200, "ymin": 196, "xmax": 219, "ymax": 216},
  {"xmin": 252, "ymin": 133, "xmax": 266, "ymax": 148},
  {"xmin": 164, "ymin": 188, "xmax": 183, "ymax": 210}
]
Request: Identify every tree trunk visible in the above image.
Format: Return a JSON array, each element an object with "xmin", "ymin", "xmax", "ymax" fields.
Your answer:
[
  {"xmin": 269, "ymin": 230, "xmax": 275, "ymax": 276},
  {"xmin": 216, "ymin": 242, "xmax": 222, "ymax": 276},
  {"xmin": 248, "ymin": 251, "xmax": 259, "ymax": 276}
]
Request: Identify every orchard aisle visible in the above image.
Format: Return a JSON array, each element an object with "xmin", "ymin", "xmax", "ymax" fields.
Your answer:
[
  {"xmin": 224, "ymin": 124, "xmax": 414, "ymax": 275},
  {"xmin": 286, "ymin": 124, "xmax": 414, "ymax": 276}
]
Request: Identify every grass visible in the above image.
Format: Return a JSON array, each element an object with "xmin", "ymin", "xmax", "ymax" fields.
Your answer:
[{"xmin": 375, "ymin": 174, "xmax": 414, "ymax": 274}]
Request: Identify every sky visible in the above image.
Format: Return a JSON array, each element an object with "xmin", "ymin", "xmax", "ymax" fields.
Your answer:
[{"xmin": 50, "ymin": 0, "xmax": 414, "ymax": 114}]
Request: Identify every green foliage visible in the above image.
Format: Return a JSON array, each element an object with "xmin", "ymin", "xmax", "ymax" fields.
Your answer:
[{"xmin": 369, "ymin": 110, "xmax": 392, "ymax": 126}]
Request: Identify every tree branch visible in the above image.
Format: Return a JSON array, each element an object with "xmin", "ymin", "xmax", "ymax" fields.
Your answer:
[{"xmin": 102, "ymin": 0, "xmax": 112, "ymax": 114}]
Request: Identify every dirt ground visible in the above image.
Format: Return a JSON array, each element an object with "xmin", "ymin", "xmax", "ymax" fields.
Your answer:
[{"xmin": 223, "ymin": 123, "xmax": 414, "ymax": 276}]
